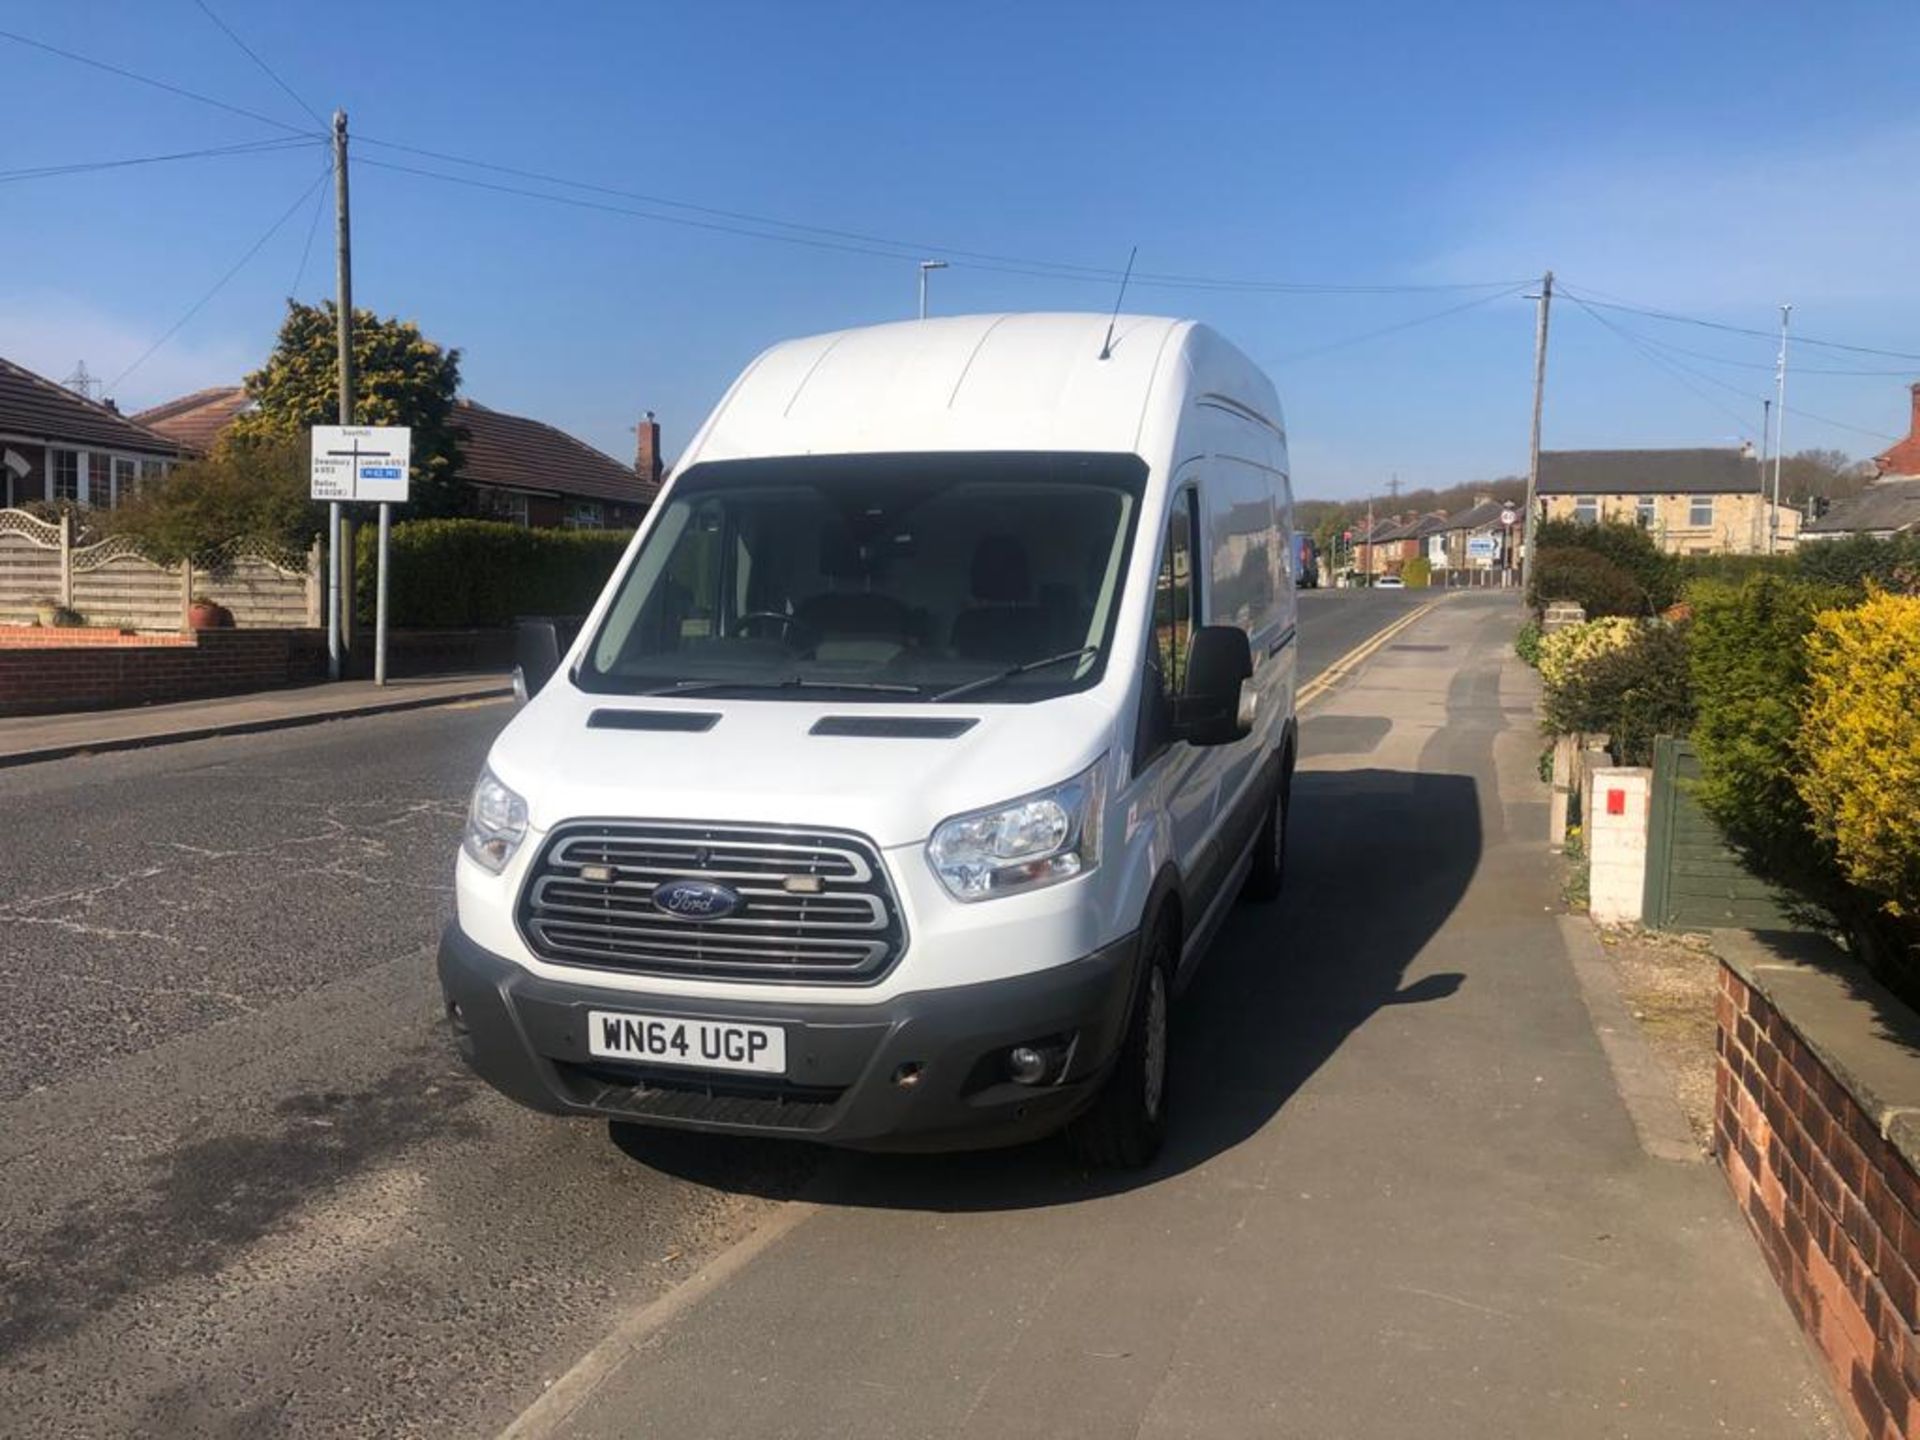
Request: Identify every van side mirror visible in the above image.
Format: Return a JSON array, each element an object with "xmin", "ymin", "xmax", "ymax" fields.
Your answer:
[
  {"xmin": 1173, "ymin": 625, "xmax": 1254, "ymax": 747},
  {"xmin": 514, "ymin": 620, "xmax": 562, "ymax": 705}
]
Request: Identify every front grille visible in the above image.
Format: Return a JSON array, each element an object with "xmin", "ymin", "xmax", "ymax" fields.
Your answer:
[
  {"xmin": 557, "ymin": 1061, "xmax": 844, "ymax": 1131},
  {"xmin": 517, "ymin": 820, "xmax": 907, "ymax": 984}
]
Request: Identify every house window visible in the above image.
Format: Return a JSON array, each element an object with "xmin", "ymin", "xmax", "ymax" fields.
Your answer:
[
  {"xmin": 565, "ymin": 500, "xmax": 603, "ymax": 530},
  {"xmin": 477, "ymin": 488, "xmax": 530, "ymax": 527},
  {"xmin": 50, "ymin": 449, "xmax": 80, "ymax": 503},
  {"xmin": 111, "ymin": 456, "xmax": 138, "ymax": 508},
  {"xmin": 1573, "ymin": 496, "xmax": 1598, "ymax": 525},
  {"xmin": 138, "ymin": 458, "xmax": 168, "ymax": 491},
  {"xmin": 1636, "ymin": 496, "xmax": 1655, "ymax": 528},
  {"xmin": 1688, "ymin": 495, "xmax": 1714, "ymax": 528}
]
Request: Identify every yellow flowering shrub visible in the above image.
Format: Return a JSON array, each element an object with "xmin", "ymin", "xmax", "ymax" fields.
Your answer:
[
  {"xmin": 1795, "ymin": 594, "xmax": 1920, "ymax": 915},
  {"xmin": 1537, "ymin": 616, "xmax": 1639, "ymax": 691}
]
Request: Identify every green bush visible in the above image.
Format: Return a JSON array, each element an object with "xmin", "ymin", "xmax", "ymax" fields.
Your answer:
[
  {"xmin": 355, "ymin": 520, "xmax": 633, "ymax": 628},
  {"xmin": 1676, "ymin": 552, "xmax": 1796, "ymax": 587},
  {"xmin": 1686, "ymin": 574, "xmax": 1848, "ymax": 902},
  {"xmin": 1794, "ymin": 533, "xmax": 1920, "ymax": 596},
  {"xmin": 1402, "ymin": 555, "xmax": 1432, "ymax": 588},
  {"xmin": 1528, "ymin": 546, "xmax": 1648, "ymax": 618},
  {"xmin": 1514, "ymin": 621, "xmax": 1543, "ymax": 668},
  {"xmin": 105, "ymin": 435, "xmax": 319, "ymax": 575},
  {"xmin": 1540, "ymin": 620, "xmax": 1693, "ymax": 766},
  {"xmin": 1534, "ymin": 519, "xmax": 1679, "ymax": 611}
]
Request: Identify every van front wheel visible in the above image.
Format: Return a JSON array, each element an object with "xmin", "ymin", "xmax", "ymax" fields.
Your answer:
[{"xmin": 1067, "ymin": 919, "xmax": 1173, "ymax": 1170}]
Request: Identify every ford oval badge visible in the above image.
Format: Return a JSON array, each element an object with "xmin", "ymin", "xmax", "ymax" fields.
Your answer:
[{"xmin": 651, "ymin": 877, "xmax": 743, "ymax": 922}]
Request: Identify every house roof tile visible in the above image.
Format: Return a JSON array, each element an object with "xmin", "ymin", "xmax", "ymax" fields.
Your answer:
[
  {"xmin": 451, "ymin": 399, "xmax": 652, "ymax": 507},
  {"xmin": 1802, "ymin": 476, "xmax": 1920, "ymax": 536},
  {"xmin": 0, "ymin": 356, "xmax": 186, "ymax": 457},
  {"xmin": 131, "ymin": 386, "xmax": 251, "ymax": 455},
  {"xmin": 1537, "ymin": 448, "xmax": 1761, "ymax": 496}
]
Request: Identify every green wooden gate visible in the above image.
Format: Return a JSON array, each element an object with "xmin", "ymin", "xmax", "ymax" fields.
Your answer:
[{"xmin": 1642, "ymin": 736, "xmax": 1796, "ymax": 931}]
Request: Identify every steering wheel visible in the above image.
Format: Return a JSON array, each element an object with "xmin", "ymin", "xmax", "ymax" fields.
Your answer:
[{"xmin": 735, "ymin": 610, "xmax": 803, "ymax": 641}]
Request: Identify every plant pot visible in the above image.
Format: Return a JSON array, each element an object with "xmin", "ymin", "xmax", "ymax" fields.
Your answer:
[
  {"xmin": 188, "ymin": 601, "xmax": 234, "ymax": 631},
  {"xmin": 33, "ymin": 602, "xmax": 58, "ymax": 627}
]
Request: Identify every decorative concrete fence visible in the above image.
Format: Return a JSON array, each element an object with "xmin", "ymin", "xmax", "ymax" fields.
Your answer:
[{"xmin": 0, "ymin": 508, "xmax": 319, "ymax": 631}]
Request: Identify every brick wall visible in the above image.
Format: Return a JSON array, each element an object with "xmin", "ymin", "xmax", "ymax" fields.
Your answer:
[
  {"xmin": 1718, "ymin": 961, "xmax": 1920, "ymax": 1439},
  {"xmin": 0, "ymin": 628, "xmax": 327, "ymax": 716}
]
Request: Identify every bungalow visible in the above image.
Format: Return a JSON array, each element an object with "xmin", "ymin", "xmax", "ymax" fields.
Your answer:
[
  {"xmin": 0, "ymin": 356, "xmax": 185, "ymax": 509},
  {"xmin": 1536, "ymin": 447, "xmax": 1799, "ymax": 555},
  {"xmin": 134, "ymin": 390, "xmax": 664, "ymax": 529}
]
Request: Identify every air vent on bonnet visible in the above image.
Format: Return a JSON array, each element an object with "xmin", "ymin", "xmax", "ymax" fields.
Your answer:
[
  {"xmin": 809, "ymin": 716, "xmax": 978, "ymax": 739},
  {"xmin": 587, "ymin": 709, "xmax": 721, "ymax": 733}
]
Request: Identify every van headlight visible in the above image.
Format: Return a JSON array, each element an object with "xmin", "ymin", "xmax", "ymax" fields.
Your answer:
[
  {"xmin": 463, "ymin": 766, "xmax": 529, "ymax": 874},
  {"xmin": 926, "ymin": 760, "xmax": 1106, "ymax": 902}
]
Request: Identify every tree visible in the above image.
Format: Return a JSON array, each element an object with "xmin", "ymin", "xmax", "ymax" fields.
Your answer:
[
  {"xmin": 229, "ymin": 300, "xmax": 467, "ymax": 517},
  {"xmin": 106, "ymin": 434, "xmax": 319, "ymax": 575},
  {"xmin": 1533, "ymin": 518, "xmax": 1679, "ymax": 612},
  {"xmin": 1776, "ymin": 448, "xmax": 1871, "ymax": 511}
]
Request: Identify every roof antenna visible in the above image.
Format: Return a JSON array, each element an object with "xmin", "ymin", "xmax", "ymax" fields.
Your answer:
[{"xmin": 1098, "ymin": 246, "xmax": 1138, "ymax": 361}]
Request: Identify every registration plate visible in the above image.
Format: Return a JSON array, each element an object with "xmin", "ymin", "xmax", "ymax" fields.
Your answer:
[{"xmin": 586, "ymin": 1011, "xmax": 787, "ymax": 1075}]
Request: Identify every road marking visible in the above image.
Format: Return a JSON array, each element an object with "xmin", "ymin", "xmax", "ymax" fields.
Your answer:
[
  {"xmin": 1296, "ymin": 599, "xmax": 1442, "ymax": 710},
  {"xmin": 498, "ymin": 1196, "xmax": 821, "ymax": 1440}
]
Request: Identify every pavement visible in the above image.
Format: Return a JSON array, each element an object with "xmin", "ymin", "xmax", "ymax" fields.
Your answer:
[
  {"xmin": 0, "ymin": 671, "xmax": 513, "ymax": 767},
  {"xmin": 0, "ymin": 591, "xmax": 1842, "ymax": 1438},
  {"xmin": 513, "ymin": 593, "xmax": 1842, "ymax": 1440}
]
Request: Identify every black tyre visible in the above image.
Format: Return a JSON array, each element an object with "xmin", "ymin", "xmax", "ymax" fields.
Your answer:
[
  {"xmin": 1240, "ymin": 754, "xmax": 1292, "ymax": 904},
  {"xmin": 1067, "ymin": 917, "xmax": 1174, "ymax": 1169}
]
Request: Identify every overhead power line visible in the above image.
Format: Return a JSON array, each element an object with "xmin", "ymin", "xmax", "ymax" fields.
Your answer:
[
  {"xmin": 109, "ymin": 160, "xmax": 332, "ymax": 393},
  {"xmin": 0, "ymin": 135, "xmax": 319, "ymax": 184},
  {"xmin": 1562, "ymin": 288, "xmax": 1900, "ymax": 446},
  {"xmin": 1561, "ymin": 285, "xmax": 1920, "ymax": 364},
  {"xmin": 354, "ymin": 134, "xmax": 1521, "ymax": 296},
  {"xmin": 1267, "ymin": 282, "xmax": 1532, "ymax": 367},
  {"xmin": 191, "ymin": 0, "xmax": 326, "ymax": 130},
  {"xmin": 0, "ymin": 26, "xmax": 318, "ymax": 137}
]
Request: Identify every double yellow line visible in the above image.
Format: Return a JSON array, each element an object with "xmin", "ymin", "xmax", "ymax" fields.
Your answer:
[{"xmin": 1296, "ymin": 598, "xmax": 1442, "ymax": 710}]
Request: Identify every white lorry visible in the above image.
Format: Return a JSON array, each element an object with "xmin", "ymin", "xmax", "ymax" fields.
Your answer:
[{"xmin": 440, "ymin": 312, "xmax": 1298, "ymax": 1167}]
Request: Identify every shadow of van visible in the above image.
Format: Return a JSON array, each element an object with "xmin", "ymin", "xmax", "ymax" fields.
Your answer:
[{"xmin": 612, "ymin": 767, "xmax": 1481, "ymax": 1211}]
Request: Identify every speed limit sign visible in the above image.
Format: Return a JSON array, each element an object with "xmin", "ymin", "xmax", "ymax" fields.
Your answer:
[{"xmin": 1500, "ymin": 507, "xmax": 1518, "ymax": 527}]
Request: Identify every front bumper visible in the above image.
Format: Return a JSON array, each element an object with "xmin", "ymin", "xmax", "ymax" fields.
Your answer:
[{"xmin": 437, "ymin": 923, "xmax": 1140, "ymax": 1152}]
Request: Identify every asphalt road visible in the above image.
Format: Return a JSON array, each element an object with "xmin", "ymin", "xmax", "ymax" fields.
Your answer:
[{"xmin": 0, "ymin": 587, "xmax": 1429, "ymax": 1439}]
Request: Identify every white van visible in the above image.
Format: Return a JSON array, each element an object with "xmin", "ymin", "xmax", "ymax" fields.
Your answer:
[{"xmin": 440, "ymin": 313, "xmax": 1298, "ymax": 1167}]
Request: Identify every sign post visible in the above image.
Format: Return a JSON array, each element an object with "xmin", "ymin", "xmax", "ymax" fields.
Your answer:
[
  {"xmin": 1500, "ymin": 506, "xmax": 1519, "ymax": 588},
  {"xmin": 311, "ymin": 425, "xmax": 411, "ymax": 686}
]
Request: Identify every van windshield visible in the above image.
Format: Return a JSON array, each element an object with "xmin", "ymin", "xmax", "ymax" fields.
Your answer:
[{"xmin": 577, "ymin": 452, "xmax": 1148, "ymax": 703}]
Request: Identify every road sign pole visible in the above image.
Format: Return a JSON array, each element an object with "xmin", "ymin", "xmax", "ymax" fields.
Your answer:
[
  {"xmin": 326, "ymin": 501, "xmax": 341, "ymax": 678},
  {"xmin": 374, "ymin": 501, "xmax": 390, "ymax": 686}
]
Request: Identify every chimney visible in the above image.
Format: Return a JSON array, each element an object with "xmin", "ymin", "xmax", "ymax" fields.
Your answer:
[
  {"xmin": 1910, "ymin": 381, "xmax": 1920, "ymax": 441},
  {"xmin": 102, "ymin": 398, "xmax": 119, "ymax": 414},
  {"xmin": 1739, "ymin": 439, "xmax": 1755, "ymax": 459},
  {"xmin": 635, "ymin": 411, "xmax": 661, "ymax": 487},
  {"xmin": 1473, "ymin": 491, "xmax": 1493, "ymax": 507}
]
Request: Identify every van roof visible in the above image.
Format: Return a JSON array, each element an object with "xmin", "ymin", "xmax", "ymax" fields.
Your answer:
[{"xmin": 687, "ymin": 313, "xmax": 1267, "ymax": 464}]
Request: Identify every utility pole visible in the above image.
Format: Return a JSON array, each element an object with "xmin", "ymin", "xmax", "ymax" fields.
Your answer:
[
  {"xmin": 1770, "ymin": 304, "xmax": 1791, "ymax": 554},
  {"xmin": 918, "ymin": 260, "xmax": 947, "ymax": 321},
  {"xmin": 329, "ymin": 109, "xmax": 355, "ymax": 680},
  {"xmin": 1520, "ymin": 270, "xmax": 1553, "ymax": 597},
  {"xmin": 1755, "ymin": 397, "xmax": 1771, "ymax": 552}
]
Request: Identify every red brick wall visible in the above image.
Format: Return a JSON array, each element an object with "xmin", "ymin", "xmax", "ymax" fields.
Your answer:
[
  {"xmin": 1718, "ymin": 964, "xmax": 1920, "ymax": 1439},
  {"xmin": 0, "ymin": 628, "xmax": 327, "ymax": 716}
]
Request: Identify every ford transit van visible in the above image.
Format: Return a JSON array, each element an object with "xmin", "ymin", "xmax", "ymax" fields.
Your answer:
[{"xmin": 439, "ymin": 313, "xmax": 1298, "ymax": 1167}]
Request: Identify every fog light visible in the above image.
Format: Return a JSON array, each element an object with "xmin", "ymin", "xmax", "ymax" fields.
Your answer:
[
  {"xmin": 893, "ymin": 1062, "xmax": 924, "ymax": 1089},
  {"xmin": 1008, "ymin": 1046, "xmax": 1049, "ymax": 1086}
]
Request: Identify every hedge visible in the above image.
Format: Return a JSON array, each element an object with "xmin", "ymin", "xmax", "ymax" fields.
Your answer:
[
  {"xmin": 1796, "ymin": 594, "xmax": 1920, "ymax": 919},
  {"xmin": 354, "ymin": 519, "xmax": 634, "ymax": 628},
  {"xmin": 1533, "ymin": 519, "xmax": 1679, "ymax": 612},
  {"xmin": 1685, "ymin": 574, "xmax": 1848, "ymax": 904},
  {"xmin": 1529, "ymin": 547, "xmax": 1648, "ymax": 618}
]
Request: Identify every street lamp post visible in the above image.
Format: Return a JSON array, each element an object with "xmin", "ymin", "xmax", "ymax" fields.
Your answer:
[{"xmin": 918, "ymin": 260, "xmax": 948, "ymax": 320}]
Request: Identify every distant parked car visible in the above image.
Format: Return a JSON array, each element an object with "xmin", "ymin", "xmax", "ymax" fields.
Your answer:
[{"xmin": 1376, "ymin": 574, "xmax": 1405, "ymax": 589}]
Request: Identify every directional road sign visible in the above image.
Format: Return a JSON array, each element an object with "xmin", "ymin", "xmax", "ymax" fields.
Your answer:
[{"xmin": 311, "ymin": 425, "xmax": 412, "ymax": 503}]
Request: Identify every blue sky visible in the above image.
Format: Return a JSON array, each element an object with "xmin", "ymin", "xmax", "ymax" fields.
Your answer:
[{"xmin": 4, "ymin": 1, "xmax": 1917, "ymax": 498}]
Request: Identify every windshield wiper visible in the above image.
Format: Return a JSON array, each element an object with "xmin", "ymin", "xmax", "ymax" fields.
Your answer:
[
  {"xmin": 931, "ymin": 646, "xmax": 1100, "ymax": 703},
  {"xmin": 634, "ymin": 676, "xmax": 925, "ymax": 698}
]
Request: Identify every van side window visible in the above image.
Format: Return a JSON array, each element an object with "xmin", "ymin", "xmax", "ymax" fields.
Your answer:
[{"xmin": 1154, "ymin": 493, "xmax": 1198, "ymax": 693}]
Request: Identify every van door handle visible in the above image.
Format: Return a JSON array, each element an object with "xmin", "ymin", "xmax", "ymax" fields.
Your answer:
[{"xmin": 1266, "ymin": 625, "xmax": 1297, "ymax": 660}]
